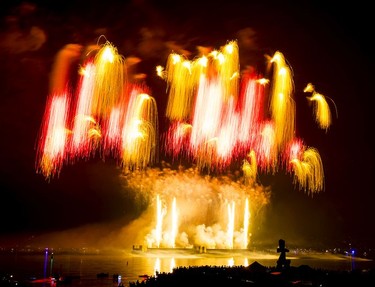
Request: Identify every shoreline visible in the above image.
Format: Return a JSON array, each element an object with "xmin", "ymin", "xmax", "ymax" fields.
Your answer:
[{"xmin": 129, "ymin": 263, "xmax": 375, "ymax": 287}]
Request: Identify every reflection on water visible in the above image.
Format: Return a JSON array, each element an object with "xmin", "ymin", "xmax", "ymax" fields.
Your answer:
[{"xmin": 0, "ymin": 249, "xmax": 373, "ymax": 287}]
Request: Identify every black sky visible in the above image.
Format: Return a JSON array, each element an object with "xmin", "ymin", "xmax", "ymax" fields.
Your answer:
[{"xmin": 0, "ymin": 0, "xmax": 373, "ymax": 249}]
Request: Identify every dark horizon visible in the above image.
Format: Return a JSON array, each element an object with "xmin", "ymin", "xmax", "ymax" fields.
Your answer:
[{"xmin": 0, "ymin": 0, "xmax": 373, "ymax": 250}]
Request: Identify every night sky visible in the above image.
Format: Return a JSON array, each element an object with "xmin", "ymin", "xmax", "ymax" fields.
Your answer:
[{"xmin": 0, "ymin": 0, "xmax": 373, "ymax": 250}]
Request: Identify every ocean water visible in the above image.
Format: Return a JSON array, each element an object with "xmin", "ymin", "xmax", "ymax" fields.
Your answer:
[{"xmin": 1, "ymin": 249, "xmax": 374, "ymax": 287}]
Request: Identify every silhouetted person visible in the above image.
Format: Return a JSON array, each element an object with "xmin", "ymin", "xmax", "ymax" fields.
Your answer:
[{"xmin": 276, "ymin": 239, "xmax": 291, "ymax": 270}]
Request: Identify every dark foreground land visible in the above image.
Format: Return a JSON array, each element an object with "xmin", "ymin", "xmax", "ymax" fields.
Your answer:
[
  {"xmin": 130, "ymin": 263, "xmax": 375, "ymax": 287},
  {"xmin": 2, "ymin": 262, "xmax": 375, "ymax": 287}
]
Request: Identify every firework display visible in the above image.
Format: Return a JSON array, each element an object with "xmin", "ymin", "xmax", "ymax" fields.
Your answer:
[{"xmin": 35, "ymin": 39, "xmax": 334, "ymax": 249}]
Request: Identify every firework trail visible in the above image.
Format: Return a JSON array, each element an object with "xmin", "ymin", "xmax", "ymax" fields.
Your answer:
[
  {"xmin": 286, "ymin": 138, "xmax": 324, "ymax": 195},
  {"xmin": 92, "ymin": 42, "xmax": 125, "ymax": 117},
  {"xmin": 121, "ymin": 86, "xmax": 159, "ymax": 171},
  {"xmin": 304, "ymin": 82, "xmax": 337, "ymax": 131},
  {"xmin": 35, "ymin": 92, "xmax": 70, "ymax": 179},
  {"xmin": 69, "ymin": 61, "xmax": 98, "ymax": 160},
  {"xmin": 268, "ymin": 51, "xmax": 295, "ymax": 153}
]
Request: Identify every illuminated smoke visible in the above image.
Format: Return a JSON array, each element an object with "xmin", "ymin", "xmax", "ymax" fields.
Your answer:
[{"xmin": 122, "ymin": 167, "xmax": 271, "ymax": 249}]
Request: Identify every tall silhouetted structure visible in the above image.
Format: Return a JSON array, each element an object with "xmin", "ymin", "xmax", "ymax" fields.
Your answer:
[{"xmin": 276, "ymin": 239, "xmax": 290, "ymax": 270}]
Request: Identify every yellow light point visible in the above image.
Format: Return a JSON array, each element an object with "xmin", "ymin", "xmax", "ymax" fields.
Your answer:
[
  {"xmin": 303, "ymin": 82, "xmax": 315, "ymax": 93},
  {"xmin": 172, "ymin": 53, "xmax": 181, "ymax": 64},
  {"xmin": 269, "ymin": 51, "xmax": 295, "ymax": 151},
  {"xmin": 270, "ymin": 52, "xmax": 281, "ymax": 64},
  {"xmin": 79, "ymin": 66, "xmax": 88, "ymax": 77},
  {"xmin": 182, "ymin": 60, "xmax": 192, "ymax": 72},
  {"xmin": 165, "ymin": 53, "xmax": 195, "ymax": 121},
  {"xmin": 257, "ymin": 78, "xmax": 269, "ymax": 85},
  {"xmin": 102, "ymin": 46, "xmax": 114, "ymax": 63},
  {"xmin": 225, "ymin": 42, "xmax": 234, "ymax": 54},
  {"xmin": 191, "ymin": 56, "xmax": 208, "ymax": 86},
  {"xmin": 156, "ymin": 65, "xmax": 165, "ymax": 78},
  {"xmin": 216, "ymin": 52, "xmax": 225, "ymax": 64},
  {"xmin": 291, "ymin": 147, "xmax": 324, "ymax": 195},
  {"xmin": 210, "ymin": 50, "xmax": 219, "ymax": 58},
  {"xmin": 92, "ymin": 41, "xmax": 125, "ymax": 117},
  {"xmin": 197, "ymin": 55, "xmax": 208, "ymax": 67},
  {"xmin": 127, "ymin": 120, "xmax": 144, "ymax": 139}
]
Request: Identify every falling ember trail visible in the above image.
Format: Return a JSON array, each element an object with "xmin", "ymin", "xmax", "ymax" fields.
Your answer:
[
  {"xmin": 243, "ymin": 197, "xmax": 250, "ymax": 249},
  {"xmin": 227, "ymin": 201, "xmax": 235, "ymax": 249},
  {"xmin": 155, "ymin": 194, "xmax": 163, "ymax": 248},
  {"xmin": 171, "ymin": 197, "xmax": 178, "ymax": 248}
]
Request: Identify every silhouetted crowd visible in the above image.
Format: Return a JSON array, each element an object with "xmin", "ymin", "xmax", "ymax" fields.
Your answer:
[{"xmin": 129, "ymin": 264, "xmax": 375, "ymax": 287}]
